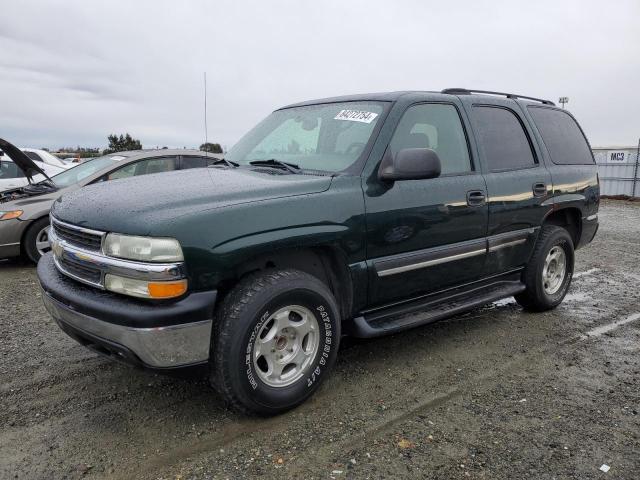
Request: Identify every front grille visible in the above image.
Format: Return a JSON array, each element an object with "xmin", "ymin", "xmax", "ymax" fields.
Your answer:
[
  {"xmin": 58, "ymin": 256, "xmax": 102, "ymax": 285},
  {"xmin": 52, "ymin": 219, "xmax": 103, "ymax": 251}
]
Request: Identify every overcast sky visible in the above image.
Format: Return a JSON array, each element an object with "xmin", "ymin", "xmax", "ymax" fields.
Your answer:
[{"xmin": 1, "ymin": 0, "xmax": 638, "ymax": 150}]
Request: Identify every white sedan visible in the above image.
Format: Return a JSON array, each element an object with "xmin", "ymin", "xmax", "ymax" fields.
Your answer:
[
  {"xmin": 0, "ymin": 148, "xmax": 69, "ymax": 192},
  {"xmin": 21, "ymin": 148, "xmax": 70, "ymax": 170}
]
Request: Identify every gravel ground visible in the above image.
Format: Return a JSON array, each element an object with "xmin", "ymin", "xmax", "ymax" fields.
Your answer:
[{"xmin": 1, "ymin": 199, "xmax": 639, "ymax": 479}]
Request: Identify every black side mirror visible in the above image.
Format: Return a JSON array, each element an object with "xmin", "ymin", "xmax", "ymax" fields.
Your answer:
[{"xmin": 378, "ymin": 148, "xmax": 442, "ymax": 182}]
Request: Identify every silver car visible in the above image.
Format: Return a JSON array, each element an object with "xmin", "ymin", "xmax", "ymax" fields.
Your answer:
[{"xmin": 0, "ymin": 139, "xmax": 224, "ymax": 262}]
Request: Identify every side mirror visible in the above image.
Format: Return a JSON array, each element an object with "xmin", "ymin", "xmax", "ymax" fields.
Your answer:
[{"xmin": 378, "ymin": 148, "xmax": 441, "ymax": 182}]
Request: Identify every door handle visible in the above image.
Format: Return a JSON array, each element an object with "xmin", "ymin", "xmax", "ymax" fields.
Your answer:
[
  {"xmin": 466, "ymin": 190, "xmax": 486, "ymax": 206},
  {"xmin": 533, "ymin": 182, "xmax": 547, "ymax": 197}
]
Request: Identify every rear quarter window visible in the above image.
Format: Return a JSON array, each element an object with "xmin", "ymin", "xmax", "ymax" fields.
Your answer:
[{"xmin": 528, "ymin": 107, "xmax": 594, "ymax": 165}]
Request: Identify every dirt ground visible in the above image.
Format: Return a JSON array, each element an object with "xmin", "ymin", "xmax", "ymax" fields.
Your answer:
[{"xmin": 1, "ymin": 199, "xmax": 639, "ymax": 480}]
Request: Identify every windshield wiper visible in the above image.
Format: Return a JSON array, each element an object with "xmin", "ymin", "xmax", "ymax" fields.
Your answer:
[
  {"xmin": 209, "ymin": 158, "xmax": 239, "ymax": 168},
  {"xmin": 249, "ymin": 159, "xmax": 301, "ymax": 174},
  {"xmin": 39, "ymin": 178, "xmax": 57, "ymax": 188},
  {"xmin": 24, "ymin": 180, "xmax": 58, "ymax": 194}
]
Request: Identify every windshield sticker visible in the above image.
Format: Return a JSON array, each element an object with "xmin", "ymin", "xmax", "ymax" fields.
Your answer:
[{"xmin": 334, "ymin": 110, "xmax": 378, "ymax": 124}]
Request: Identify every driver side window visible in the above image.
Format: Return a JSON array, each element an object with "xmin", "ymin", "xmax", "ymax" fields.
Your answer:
[
  {"xmin": 107, "ymin": 156, "xmax": 177, "ymax": 181},
  {"xmin": 389, "ymin": 104, "xmax": 472, "ymax": 175},
  {"xmin": 0, "ymin": 161, "xmax": 25, "ymax": 179}
]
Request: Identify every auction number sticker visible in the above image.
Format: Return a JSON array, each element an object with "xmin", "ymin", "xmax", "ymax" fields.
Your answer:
[{"xmin": 334, "ymin": 109, "xmax": 378, "ymax": 124}]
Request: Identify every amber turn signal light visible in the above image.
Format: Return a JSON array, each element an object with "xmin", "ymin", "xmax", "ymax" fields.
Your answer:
[
  {"xmin": 147, "ymin": 280, "xmax": 188, "ymax": 299},
  {"xmin": 0, "ymin": 210, "xmax": 23, "ymax": 221}
]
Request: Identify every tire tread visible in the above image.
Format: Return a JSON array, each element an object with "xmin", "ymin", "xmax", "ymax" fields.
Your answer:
[
  {"xmin": 211, "ymin": 269, "xmax": 336, "ymax": 415},
  {"xmin": 515, "ymin": 225, "xmax": 573, "ymax": 312}
]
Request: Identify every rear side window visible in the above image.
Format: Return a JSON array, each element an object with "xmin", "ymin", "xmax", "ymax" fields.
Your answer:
[
  {"xmin": 181, "ymin": 156, "xmax": 208, "ymax": 169},
  {"xmin": 472, "ymin": 106, "xmax": 536, "ymax": 171},
  {"xmin": 528, "ymin": 107, "xmax": 594, "ymax": 165}
]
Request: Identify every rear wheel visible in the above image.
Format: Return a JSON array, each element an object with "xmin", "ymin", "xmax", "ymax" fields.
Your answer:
[
  {"xmin": 23, "ymin": 217, "xmax": 51, "ymax": 263},
  {"xmin": 515, "ymin": 225, "xmax": 574, "ymax": 311},
  {"xmin": 211, "ymin": 269, "xmax": 341, "ymax": 416}
]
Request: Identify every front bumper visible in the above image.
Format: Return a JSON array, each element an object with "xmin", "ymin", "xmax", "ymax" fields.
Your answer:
[{"xmin": 38, "ymin": 253, "xmax": 217, "ymax": 369}]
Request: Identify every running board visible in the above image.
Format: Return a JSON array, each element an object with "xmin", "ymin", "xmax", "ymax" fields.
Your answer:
[{"xmin": 346, "ymin": 281, "xmax": 526, "ymax": 338}]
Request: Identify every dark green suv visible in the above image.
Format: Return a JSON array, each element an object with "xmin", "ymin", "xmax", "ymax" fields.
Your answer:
[{"xmin": 38, "ymin": 89, "xmax": 599, "ymax": 415}]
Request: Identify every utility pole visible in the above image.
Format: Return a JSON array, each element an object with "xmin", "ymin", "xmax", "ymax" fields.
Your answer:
[{"xmin": 559, "ymin": 96, "xmax": 569, "ymax": 109}]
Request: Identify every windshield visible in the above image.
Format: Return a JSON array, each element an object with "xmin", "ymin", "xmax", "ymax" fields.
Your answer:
[
  {"xmin": 226, "ymin": 101, "xmax": 386, "ymax": 172},
  {"xmin": 50, "ymin": 155, "xmax": 125, "ymax": 188}
]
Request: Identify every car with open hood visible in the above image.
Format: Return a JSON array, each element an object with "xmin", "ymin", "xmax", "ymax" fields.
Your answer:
[
  {"xmin": 37, "ymin": 89, "xmax": 599, "ymax": 415},
  {"xmin": 0, "ymin": 138, "xmax": 223, "ymax": 262}
]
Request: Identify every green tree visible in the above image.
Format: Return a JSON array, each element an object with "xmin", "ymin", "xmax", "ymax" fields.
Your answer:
[
  {"xmin": 103, "ymin": 133, "xmax": 142, "ymax": 154},
  {"xmin": 199, "ymin": 142, "xmax": 223, "ymax": 154}
]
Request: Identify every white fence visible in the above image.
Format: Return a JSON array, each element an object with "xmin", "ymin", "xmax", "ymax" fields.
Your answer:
[{"xmin": 592, "ymin": 145, "xmax": 640, "ymax": 197}]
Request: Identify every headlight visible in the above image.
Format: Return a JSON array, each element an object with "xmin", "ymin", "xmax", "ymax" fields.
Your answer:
[
  {"xmin": 104, "ymin": 274, "xmax": 187, "ymax": 299},
  {"xmin": 103, "ymin": 233, "xmax": 184, "ymax": 262},
  {"xmin": 0, "ymin": 210, "xmax": 23, "ymax": 221}
]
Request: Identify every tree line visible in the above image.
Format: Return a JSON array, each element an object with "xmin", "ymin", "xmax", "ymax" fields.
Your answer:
[{"xmin": 53, "ymin": 134, "xmax": 224, "ymax": 158}]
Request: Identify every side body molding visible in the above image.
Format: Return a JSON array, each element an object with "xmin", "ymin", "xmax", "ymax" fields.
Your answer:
[{"xmin": 373, "ymin": 228, "xmax": 538, "ymax": 277}]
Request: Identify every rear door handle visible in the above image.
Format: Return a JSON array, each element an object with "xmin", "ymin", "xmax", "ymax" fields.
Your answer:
[
  {"xmin": 533, "ymin": 182, "xmax": 547, "ymax": 197},
  {"xmin": 467, "ymin": 190, "xmax": 486, "ymax": 206}
]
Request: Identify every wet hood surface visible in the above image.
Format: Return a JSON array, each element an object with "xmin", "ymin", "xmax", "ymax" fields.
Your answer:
[{"xmin": 51, "ymin": 167, "xmax": 333, "ymax": 234}]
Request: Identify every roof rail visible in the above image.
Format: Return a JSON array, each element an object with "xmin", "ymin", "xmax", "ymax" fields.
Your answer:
[{"xmin": 441, "ymin": 88, "xmax": 555, "ymax": 106}]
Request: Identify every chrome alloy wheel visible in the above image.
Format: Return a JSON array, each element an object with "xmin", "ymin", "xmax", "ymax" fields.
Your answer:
[
  {"xmin": 542, "ymin": 245, "xmax": 567, "ymax": 295},
  {"xmin": 36, "ymin": 225, "xmax": 52, "ymax": 256},
  {"xmin": 253, "ymin": 305, "xmax": 320, "ymax": 388}
]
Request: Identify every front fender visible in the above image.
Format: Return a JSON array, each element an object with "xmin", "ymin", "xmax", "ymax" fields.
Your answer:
[{"xmin": 170, "ymin": 176, "xmax": 366, "ymax": 291}]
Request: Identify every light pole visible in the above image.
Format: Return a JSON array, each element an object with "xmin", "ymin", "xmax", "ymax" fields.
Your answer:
[{"xmin": 559, "ymin": 96, "xmax": 569, "ymax": 109}]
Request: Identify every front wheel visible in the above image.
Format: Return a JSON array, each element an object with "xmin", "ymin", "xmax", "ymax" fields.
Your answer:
[
  {"xmin": 23, "ymin": 217, "xmax": 51, "ymax": 263},
  {"xmin": 211, "ymin": 269, "xmax": 341, "ymax": 416},
  {"xmin": 515, "ymin": 225, "xmax": 574, "ymax": 311}
]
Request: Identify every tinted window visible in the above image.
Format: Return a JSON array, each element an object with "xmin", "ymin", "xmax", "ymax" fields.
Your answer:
[
  {"xmin": 107, "ymin": 157, "xmax": 177, "ymax": 180},
  {"xmin": 473, "ymin": 106, "xmax": 536, "ymax": 171},
  {"xmin": 23, "ymin": 151, "xmax": 43, "ymax": 162},
  {"xmin": 528, "ymin": 107, "xmax": 594, "ymax": 165},
  {"xmin": 0, "ymin": 161, "xmax": 25, "ymax": 179},
  {"xmin": 389, "ymin": 104, "xmax": 472, "ymax": 175},
  {"xmin": 181, "ymin": 156, "xmax": 208, "ymax": 169}
]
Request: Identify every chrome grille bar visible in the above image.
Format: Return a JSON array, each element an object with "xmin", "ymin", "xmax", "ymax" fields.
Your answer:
[{"xmin": 49, "ymin": 216, "xmax": 186, "ymax": 289}]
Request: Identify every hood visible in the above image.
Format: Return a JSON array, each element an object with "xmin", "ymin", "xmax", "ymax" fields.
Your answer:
[
  {"xmin": 0, "ymin": 138, "xmax": 48, "ymax": 182},
  {"xmin": 52, "ymin": 167, "xmax": 333, "ymax": 234}
]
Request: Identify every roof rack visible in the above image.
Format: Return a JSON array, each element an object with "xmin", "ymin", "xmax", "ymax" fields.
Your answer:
[{"xmin": 441, "ymin": 88, "xmax": 555, "ymax": 106}]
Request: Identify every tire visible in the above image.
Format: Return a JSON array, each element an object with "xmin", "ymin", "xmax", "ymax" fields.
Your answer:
[
  {"xmin": 515, "ymin": 225, "xmax": 574, "ymax": 312},
  {"xmin": 211, "ymin": 268, "xmax": 341, "ymax": 416},
  {"xmin": 23, "ymin": 217, "xmax": 51, "ymax": 264}
]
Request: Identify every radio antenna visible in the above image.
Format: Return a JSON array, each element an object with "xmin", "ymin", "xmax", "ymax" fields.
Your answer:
[{"xmin": 203, "ymin": 72, "xmax": 209, "ymax": 156}]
